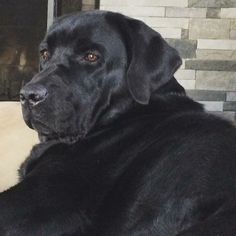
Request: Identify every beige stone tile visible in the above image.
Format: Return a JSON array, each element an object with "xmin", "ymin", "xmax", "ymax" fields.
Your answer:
[
  {"xmin": 230, "ymin": 30, "xmax": 236, "ymax": 39},
  {"xmin": 189, "ymin": 19, "xmax": 230, "ymax": 40},
  {"xmin": 153, "ymin": 27, "xmax": 182, "ymax": 39},
  {"xmin": 135, "ymin": 17, "xmax": 189, "ymax": 29},
  {"xmin": 198, "ymin": 39, "xmax": 236, "ymax": 50},
  {"xmin": 180, "ymin": 59, "xmax": 186, "ymax": 69},
  {"xmin": 221, "ymin": 8, "xmax": 236, "ymax": 18},
  {"xmin": 232, "ymin": 20, "xmax": 236, "ymax": 30},
  {"xmin": 196, "ymin": 49, "xmax": 236, "ymax": 60},
  {"xmin": 196, "ymin": 71, "xmax": 236, "ymax": 90},
  {"xmin": 174, "ymin": 69, "xmax": 196, "ymax": 80},
  {"xmin": 177, "ymin": 79, "xmax": 196, "ymax": 89},
  {"xmin": 166, "ymin": 7, "xmax": 206, "ymax": 18},
  {"xmin": 99, "ymin": 6, "xmax": 165, "ymax": 16},
  {"xmin": 100, "ymin": 0, "xmax": 188, "ymax": 7}
]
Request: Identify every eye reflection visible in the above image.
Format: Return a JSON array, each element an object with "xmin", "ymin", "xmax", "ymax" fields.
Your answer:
[{"xmin": 84, "ymin": 52, "xmax": 99, "ymax": 62}]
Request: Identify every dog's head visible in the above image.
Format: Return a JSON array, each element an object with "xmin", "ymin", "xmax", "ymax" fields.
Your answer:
[{"xmin": 20, "ymin": 11, "xmax": 183, "ymax": 142}]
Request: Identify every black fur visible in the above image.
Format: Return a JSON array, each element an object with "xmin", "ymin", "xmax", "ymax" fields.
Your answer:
[{"xmin": 1, "ymin": 11, "xmax": 236, "ymax": 236}]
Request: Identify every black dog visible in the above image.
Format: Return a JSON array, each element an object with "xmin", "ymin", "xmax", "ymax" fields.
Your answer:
[{"xmin": 1, "ymin": 10, "xmax": 236, "ymax": 236}]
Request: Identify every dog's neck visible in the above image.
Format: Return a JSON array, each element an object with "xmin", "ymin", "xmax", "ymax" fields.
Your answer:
[
  {"xmin": 94, "ymin": 77, "xmax": 186, "ymax": 131},
  {"xmin": 91, "ymin": 93, "xmax": 203, "ymax": 138}
]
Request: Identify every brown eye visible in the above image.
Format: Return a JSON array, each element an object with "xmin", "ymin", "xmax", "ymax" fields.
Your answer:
[
  {"xmin": 84, "ymin": 52, "xmax": 99, "ymax": 62},
  {"xmin": 40, "ymin": 50, "xmax": 49, "ymax": 61}
]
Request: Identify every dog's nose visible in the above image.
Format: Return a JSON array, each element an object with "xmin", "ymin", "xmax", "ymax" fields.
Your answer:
[{"xmin": 20, "ymin": 84, "xmax": 48, "ymax": 106}]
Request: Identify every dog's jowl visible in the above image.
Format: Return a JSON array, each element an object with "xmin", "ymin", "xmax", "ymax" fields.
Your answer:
[{"xmin": 1, "ymin": 11, "xmax": 236, "ymax": 236}]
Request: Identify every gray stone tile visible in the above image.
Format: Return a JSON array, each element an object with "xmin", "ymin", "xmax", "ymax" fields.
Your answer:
[
  {"xmin": 200, "ymin": 101, "xmax": 223, "ymax": 111},
  {"xmin": 186, "ymin": 60, "xmax": 236, "ymax": 71},
  {"xmin": 227, "ymin": 92, "xmax": 236, "ymax": 101},
  {"xmin": 166, "ymin": 39, "xmax": 197, "ymax": 58},
  {"xmin": 224, "ymin": 102, "xmax": 236, "ymax": 111},
  {"xmin": 181, "ymin": 29, "xmax": 189, "ymax": 39},
  {"xmin": 206, "ymin": 8, "xmax": 220, "ymax": 18},
  {"xmin": 186, "ymin": 90, "xmax": 226, "ymax": 101},
  {"xmin": 189, "ymin": 0, "xmax": 236, "ymax": 8},
  {"xmin": 209, "ymin": 111, "xmax": 236, "ymax": 121}
]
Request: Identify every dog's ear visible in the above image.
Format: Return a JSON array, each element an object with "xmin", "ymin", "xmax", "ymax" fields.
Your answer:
[{"xmin": 125, "ymin": 19, "xmax": 182, "ymax": 104}]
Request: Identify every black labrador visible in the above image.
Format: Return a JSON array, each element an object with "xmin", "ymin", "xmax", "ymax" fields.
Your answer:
[{"xmin": 1, "ymin": 10, "xmax": 236, "ymax": 236}]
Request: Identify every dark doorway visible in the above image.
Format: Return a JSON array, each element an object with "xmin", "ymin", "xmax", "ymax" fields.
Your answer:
[{"xmin": 0, "ymin": 0, "xmax": 99, "ymax": 101}]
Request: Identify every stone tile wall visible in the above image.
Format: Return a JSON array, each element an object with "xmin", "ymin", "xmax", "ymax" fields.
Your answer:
[{"xmin": 100, "ymin": 0, "xmax": 236, "ymax": 121}]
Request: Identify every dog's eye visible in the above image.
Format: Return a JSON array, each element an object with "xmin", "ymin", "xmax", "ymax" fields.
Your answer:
[
  {"xmin": 84, "ymin": 52, "xmax": 99, "ymax": 63},
  {"xmin": 40, "ymin": 50, "xmax": 49, "ymax": 61}
]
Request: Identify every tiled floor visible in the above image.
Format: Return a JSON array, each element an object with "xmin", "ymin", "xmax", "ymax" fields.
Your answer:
[{"xmin": 0, "ymin": 102, "xmax": 38, "ymax": 191}]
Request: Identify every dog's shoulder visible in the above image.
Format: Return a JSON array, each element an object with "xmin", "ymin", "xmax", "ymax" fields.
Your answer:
[{"xmin": 145, "ymin": 94, "xmax": 236, "ymax": 149}]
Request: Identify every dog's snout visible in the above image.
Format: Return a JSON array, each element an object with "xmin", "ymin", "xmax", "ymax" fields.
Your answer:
[{"xmin": 20, "ymin": 84, "xmax": 48, "ymax": 106}]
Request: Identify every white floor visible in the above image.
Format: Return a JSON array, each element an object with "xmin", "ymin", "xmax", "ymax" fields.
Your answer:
[{"xmin": 0, "ymin": 102, "xmax": 38, "ymax": 191}]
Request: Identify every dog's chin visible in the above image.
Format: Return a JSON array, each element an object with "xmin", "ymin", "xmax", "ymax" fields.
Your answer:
[
  {"xmin": 23, "ymin": 117, "xmax": 34, "ymax": 129},
  {"xmin": 24, "ymin": 116, "xmax": 85, "ymax": 144}
]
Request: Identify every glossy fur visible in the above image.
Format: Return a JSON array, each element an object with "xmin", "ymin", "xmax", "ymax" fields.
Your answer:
[{"xmin": 1, "ymin": 11, "xmax": 236, "ymax": 235}]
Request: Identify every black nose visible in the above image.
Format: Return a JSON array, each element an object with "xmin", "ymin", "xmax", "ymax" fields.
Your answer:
[{"xmin": 20, "ymin": 84, "xmax": 48, "ymax": 106}]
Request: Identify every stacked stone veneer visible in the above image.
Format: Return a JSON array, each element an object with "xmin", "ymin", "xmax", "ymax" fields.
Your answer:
[{"xmin": 100, "ymin": 0, "xmax": 236, "ymax": 121}]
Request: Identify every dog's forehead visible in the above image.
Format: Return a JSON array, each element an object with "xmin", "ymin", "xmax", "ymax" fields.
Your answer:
[{"xmin": 45, "ymin": 12, "xmax": 122, "ymax": 46}]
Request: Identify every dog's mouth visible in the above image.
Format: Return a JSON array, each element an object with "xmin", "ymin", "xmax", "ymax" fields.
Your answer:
[
  {"xmin": 36, "ymin": 124, "xmax": 84, "ymax": 144},
  {"xmin": 38, "ymin": 132, "xmax": 83, "ymax": 144}
]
